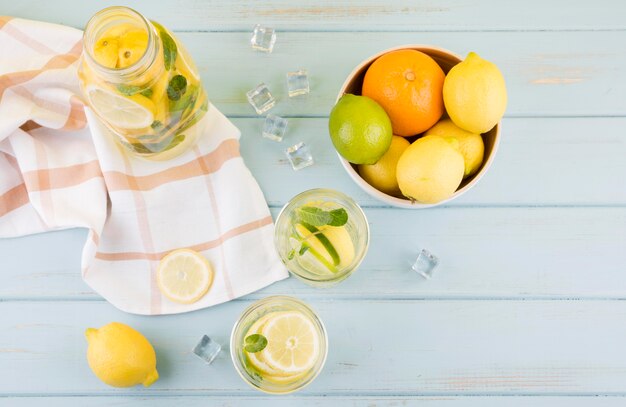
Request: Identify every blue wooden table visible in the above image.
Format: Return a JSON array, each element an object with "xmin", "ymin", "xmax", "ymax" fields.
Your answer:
[{"xmin": 2, "ymin": 1, "xmax": 626, "ymax": 405}]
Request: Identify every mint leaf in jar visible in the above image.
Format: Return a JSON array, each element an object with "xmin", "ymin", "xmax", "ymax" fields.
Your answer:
[
  {"xmin": 140, "ymin": 88, "xmax": 153, "ymax": 98},
  {"xmin": 153, "ymin": 21, "xmax": 177, "ymax": 70},
  {"xmin": 167, "ymin": 75, "xmax": 187, "ymax": 101},
  {"xmin": 116, "ymin": 84, "xmax": 143, "ymax": 96}
]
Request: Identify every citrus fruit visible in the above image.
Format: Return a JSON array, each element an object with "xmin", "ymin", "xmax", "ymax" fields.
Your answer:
[
  {"xmin": 329, "ymin": 94, "xmax": 392, "ymax": 165},
  {"xmin": 261, "ymin": 311, "xmax": 320, "ymax": 374},
  {"xmin": 157, "ymin": 248, "xmax": 214, "ymax": 304},
  {"xmin": 117, "ymin": 29, "xmax": 149, "ymax": 69},
  {"xmin": 294, "ymin": 222, "xmax": 355, "ymax": 273},
  {"xmin": 93, "ymin": 37, "xmax": 119, "ymax": 69},
  {"xmin": 92, "ymin": 24, "xmax": 147, "ymax": 69},
  {"xmin": 362, "ymin": 49, "xmax": 445, "ymax": 137},
  {"xmin": 425, "ymin": 119, "xmax": 485, "ymax": 178},
  {"xmin": 443, "ymin": 52, "xmax": 507, "ymax": 134},
  {"xmin": 86, "ymin": 85, "xmax": 156, "ymax": 129},
  {"xmin": 396, "ymin": 135, "xmax": 465, "ymax": 203},
  {"xmin": 85, "ymin": 322, "xmax": 159, "ymax": 388},
  {"xmin": 358, "ymin": 135, "xmax": 410, "ymax": 197},
  {"xmin": 245, "ymin": 314, "xmax": 288, "ymax": 377}
]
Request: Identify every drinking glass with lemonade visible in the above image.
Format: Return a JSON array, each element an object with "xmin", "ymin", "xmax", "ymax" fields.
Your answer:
[
  {"xmin": 274, "ymin": 188, "xmax": 370, "ymax": 286},
  {"xmin": 79, "ymin": 6, "xmax": 208, "ymax": 160},
  {"xmin": 230, "ymin": 296, "xmax": 328, "ymax": 394}
]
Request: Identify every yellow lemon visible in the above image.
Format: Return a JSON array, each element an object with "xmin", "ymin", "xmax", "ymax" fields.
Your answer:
[
  {"xmin": 443, "ymin": 52, "xmax": 507, "ymax": 134},
  {"xmin": 93, "ymin": 37, "xmax": 119, "ymax": 68},
  {"xmin": 157, "ymin": 249, "xmax": 214, "ymax": 304},
  {"xmin": 358, "ymin": 135, "xmax": 410, "ymax": 197},
  {"xmin": 117, "ymin": 29, "xmax": 149, "ymax": 69},
  {"xmin": 261, "ymin": 311, "xmax": 320, "ymax": 375},
  {"xmin": 91, "ymin": 23, "xmax": 141, "ymax": 69},
  {"xmin": 396, "ymin": 135, "xmax": 465, "ymax": 204},
  {"xmin": 425, "ymin": 119, "xmax": 484, "ymax": 178},
  {"xmin": 85, "ymin": 322, "xmax": 159, "ymax": 388}
]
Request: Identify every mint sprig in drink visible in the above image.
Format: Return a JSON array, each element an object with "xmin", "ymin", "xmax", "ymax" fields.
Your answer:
[{"xmin": 275, "ymin": 189, "xmax": 370, "ymax": 286}]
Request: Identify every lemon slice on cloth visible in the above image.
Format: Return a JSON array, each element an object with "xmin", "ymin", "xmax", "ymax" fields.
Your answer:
[
  {"xmin": 261, "ymin": 311, "xmax": 320, "ymax": 375},
  {"xmin": 157, "ymin": 249, "xmax": 214, "ymax": 304},
  {"xmin": 86, "ymin": 85, "xmax": 155, "ymax": 129}
]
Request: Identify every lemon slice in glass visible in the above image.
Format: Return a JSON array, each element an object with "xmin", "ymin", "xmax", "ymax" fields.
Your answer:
[
  {"xmin": 157, "ymin": 249, "xmax": 213, "ymax": 304},
  {"xmin": 261, "ymin": 311, "xmax": 320, "ymax": 375},
  {"xmin": 86, "ymin": 85, "xmax": 155, "ymax": 129},
  {"xmin": 244, "ymin": 313, "xmax": 288, "ymax": 377}
]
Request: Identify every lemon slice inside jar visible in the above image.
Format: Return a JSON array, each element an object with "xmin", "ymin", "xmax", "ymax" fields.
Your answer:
[{"xmin": 86, "ymin": 85, "xmax": 156, "ymax": 129}]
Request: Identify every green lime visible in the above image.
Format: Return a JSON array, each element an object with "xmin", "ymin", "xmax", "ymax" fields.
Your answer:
[{"xmin": 329, "ymin": 94, "xmax": 393, "ymax": 164}]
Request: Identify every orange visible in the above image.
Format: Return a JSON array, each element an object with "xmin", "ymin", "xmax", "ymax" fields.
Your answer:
[{"xmin": 362, "ymin": 50, "xmax": 445, "ymax": 137}]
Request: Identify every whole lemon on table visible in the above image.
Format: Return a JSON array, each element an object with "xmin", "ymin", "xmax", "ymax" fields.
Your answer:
[
  {"xmin": 85, "ymin": 322, "xmax": 159, "ymax": 388},
  {"xmin": 396, "ymin": 135, "xmax": 465, "ymax": 204},
  {"xmin": 362, "ymin": 49, "xmax": 445, "ymax": 136},
  {"xmin": 443, "ymin": 52, "xmax": 507, "ymax": 134},
  {"xmin": 329, "ymin": 94, "xmax": 393, "ymax": 165},
  {"xmin": 358, "ymin": 135, "xmax": 410, "ymax": 197},
  {"xmin": 425, "ymin": 119, "xmax": 485, "ymax": 178}
]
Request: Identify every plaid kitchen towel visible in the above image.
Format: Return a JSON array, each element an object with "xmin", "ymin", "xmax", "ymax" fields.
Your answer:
[{"xmin": 0, "ymin": 17, "xmax": 288, "ymax": 314}]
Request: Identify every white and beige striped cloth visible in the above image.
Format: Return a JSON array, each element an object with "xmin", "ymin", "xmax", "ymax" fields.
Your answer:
[{"xmin": 0, "ymin": 17, "xmax": 288, "ymax": 315}]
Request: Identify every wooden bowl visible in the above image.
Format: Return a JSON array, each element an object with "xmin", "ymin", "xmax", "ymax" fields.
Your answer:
[{"xmin": 336, "ymin": 44, "xmax": 501, "ymax": 208}]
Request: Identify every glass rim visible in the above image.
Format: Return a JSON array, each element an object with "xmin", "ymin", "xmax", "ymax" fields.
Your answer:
[
  {"xmin": 274, "ymin": 188, "xmax": 370, "ymax": 284},
  {"xmin": 229, "ymin": 295, "xmax": 329, "ymax": 394},
  {"xmin": 83, "ymin": 6, "xmax": 158, "ymax": 81}
]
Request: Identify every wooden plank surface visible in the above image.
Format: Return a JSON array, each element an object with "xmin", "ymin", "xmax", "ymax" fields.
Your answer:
[
  {"xmin": 2, "ymin": 300, "xmax": 626, "ymax": 395},
  {"xmin": 239, "ymin": 117, "xmax": 626, "ymax": 207},
  {"xmin": 182, "ymin": 31, "xmax": 626, "ymax": 118},
  {"xmin": 1, "ymin": 206, "xmax": 625, "ymax": 300},
  {"xmin": 1, "ymin": 1, "xmax": 625, "ymax": 405},
  {"xmin": 2, "ymin": 397, "xmax": 626, "ymax": 407},
  {"xmin": 3, "ymin": 0, "xmax": 626, "ymax": 31}
]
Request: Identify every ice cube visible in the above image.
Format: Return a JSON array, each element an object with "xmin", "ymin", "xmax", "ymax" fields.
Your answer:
[
  {"xmin": 286, "ymin": 69, "xmax": 310, "ymax": 97},
  {"xmin": 192, "ymin": 335, "xmax": 221, "ymax": 365},
  {"xmin": 285, "ymin": 142, "xmax": 314, "ymax": 170},
  {"xmin": 246, "ymin": 83, "xmax": 276, "ymax": 115},
  {"xmin": 250, "ymin": 25, "xmax": 276, "ymax": 53},
  {"xmin": 262, "ymin": 114, "xmax": 288, "ymax": 142},
  {"xmin": 412, "ymin": 249, "xmax": 439, "ymax": 279}
]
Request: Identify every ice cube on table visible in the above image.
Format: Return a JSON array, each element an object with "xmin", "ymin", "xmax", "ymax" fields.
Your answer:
[
  {"xmin": 250, "ymin": 25, "xmax": 276, "ymax": 53},
  {"xmin": 412, "ymin": 249, "xmax": 439, "ymax": 279},
  {"xmin": 285, "ymin": 142, "xmax": 314, "ymax": 170},
  {"xmin": 262, "ymin": 114, "xmax": 288, "ymax": 142},
  {"xmin": 192, "ymin": 335, "xmax": 221, "ymax": 365},
  {"xmin": 286, "ymin": 69, "xmax": 310, "ymax": 97},
  {"xmin": 246, "ymin": 83, "xmax": 275, "ymax": 115}
]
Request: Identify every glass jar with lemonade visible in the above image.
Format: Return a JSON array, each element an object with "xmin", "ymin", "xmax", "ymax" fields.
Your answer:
[{"xmin": 79, "ymin": 7, "xmax": 208, "ymax": 160}]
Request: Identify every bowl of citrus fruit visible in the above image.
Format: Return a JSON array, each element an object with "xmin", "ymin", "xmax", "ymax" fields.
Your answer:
[{"xmin": 329, "ymin": 45, "xmax": 507, "ymax": 208}]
